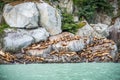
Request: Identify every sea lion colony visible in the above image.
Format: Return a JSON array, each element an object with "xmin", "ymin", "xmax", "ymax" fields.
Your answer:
[{"xmin": 0, "ymin": 35, "xmax": 119, "ymax": 64}]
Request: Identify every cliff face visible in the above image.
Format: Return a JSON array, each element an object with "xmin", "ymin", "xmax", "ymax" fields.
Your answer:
[{"xmin": 48, "ymin": 0, "xmax": 118, "ymax": 24}]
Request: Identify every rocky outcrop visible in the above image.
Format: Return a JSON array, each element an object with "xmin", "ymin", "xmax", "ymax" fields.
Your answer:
[
  {"xmin": 49, "ymin": 32, "xmax": 90, "ymax": 52},
  {"xmin": 36, "ymin": 2, "xmax": 62, "ymax": 35},
  {"xmin": 58, "ymin": 0, "xmax": 73, "ymax": 14},
  {"xmin": 51, "ymin": 0, "xmax": 73, "ymax": 14},
  {"xmin": 24, "ymin": 32, "xmax": 90, "ymax": 57},
  {"xmin": 95, "ymin": 13, "xmax": 112, "ymax": 25},
  {"xmin": 3, "ymin": 2, "xmax": 39, "ymax": 28},
  {"xmin": 111, "ymin": 0, "xmax": 118, "ymax": 16},
  {"xmin": 91, "ymin": 23, "xmax": 109, "ymax": 37},
  {"xmin": 3, "ymin": 28, "xmax": 49, "ymax": 52},
  {"xmin": 2, "ymin": 1, "xmax": 62, "ymax": 52},
  {"xmin": 79, "ymin": 37, "xmax": 118, "ymax": 62},
  {"xmin": 108, "ymin": 18, "xmax": 120, "ymax": 44},
  {"xmin": 76, "ymin": 21, "xmax": 102, "ymax": 38},
  {"xmin": 3, "ymin": 1, "xmax": 62, "ymax": 35}
]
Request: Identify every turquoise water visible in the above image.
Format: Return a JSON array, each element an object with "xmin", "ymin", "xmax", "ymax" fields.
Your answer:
[{"xmin": 0, "ymin": 63, "xmax": 120, "ymax": 80}]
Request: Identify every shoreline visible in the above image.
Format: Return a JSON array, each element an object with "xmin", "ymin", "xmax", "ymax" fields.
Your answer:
[{"xmin": 0, "ymin": 51, "xmax": 120, "ymax": 64}]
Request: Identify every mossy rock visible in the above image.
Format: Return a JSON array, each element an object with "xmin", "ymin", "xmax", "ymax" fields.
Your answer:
[
  {"xmin": 77, "ymin": 22, "xmax": 86, "ymax": 28},
  {"xmin": 0, "ymin": 23, "xmax": 10, "ymax": 34}
]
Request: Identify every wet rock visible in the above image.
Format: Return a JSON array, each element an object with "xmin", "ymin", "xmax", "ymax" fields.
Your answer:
[
  {"xmin": 36, "ymin": 2, "xmax": 62, "ymax": 35},
  {"xmin": 3, "ymin": 2, "xmax": 39, "ymax": 28},
  {"xmin": 45, "ymin": 51, "xmax": 80, "ymax": 63},
  {"xmin": 0, "ymin": 51, "xmax": 17, "ymax": 63}
]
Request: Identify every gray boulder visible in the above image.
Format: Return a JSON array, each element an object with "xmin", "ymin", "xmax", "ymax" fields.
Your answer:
[
  {"xmin": 91, "ymin": 23, "xmax": 109, "ymax": 37},
  {"xmin": 95, "ymin": 13, "xmax": 112, "ymax": 25},
  {"xmin": 108, "ymin": 18, "xmax": 120, "ymax": 43},
  {"xmin": 27, "ymin": 28, "xmax": 49, "ymax": 43},
  {"xmin": 3, "ymin": 30, "xmax": 34, "ymax": 52},
  {"xmin": 36, "ymin": 2, "xmax": 62, "ymax": 35},
  {"xmin": 76, "ymin": 21, "xmax": 102, "ymax": 38},
  {"xmin": 3, "ymin": 2, "xmax": 39, "ymax": 28},
  {"xmin": 3, "ymin": 28, "xmax": 49, "ymax": 52}
]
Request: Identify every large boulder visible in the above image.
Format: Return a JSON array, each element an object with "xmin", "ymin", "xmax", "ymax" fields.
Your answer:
[
  {"xmin": 91, "ymin": 23, "xmax": 109, "ymax": 37},
  {"xmin": 2, "ymin": 28, "xmax": 49, "ymax": 52},
  {"xmin": 76, "ymin": 21, "xmax": 102, "ymax": 38},
  {"xmin": 4, "ymin": 32, "xmax": 34, "ymax": 52},
  {"xmin": 3, "ymin": 2, "xmax": 39, "ymax": 28},
  {"xmin": 36, "ymin": 2, "xmax": 62, "ymax": 35},
  {"xmin": 23, "ymin": 32, "xmax": 90, "ymax": 57}
]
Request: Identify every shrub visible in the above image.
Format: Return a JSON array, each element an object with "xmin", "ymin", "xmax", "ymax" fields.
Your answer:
[
  {"xmin": 117, "ymin": 0, "xmax": 120, "ymax": 16},
  {"xmin": 62, "ymin": 13, "xmax": 86, "ymax": 34},
  {"xmin": 73, "ymin": 0, "xmax": 114, "ymax": 23},
  {"xmin": 61, "ymin": 13, "xmax": 77, "ymax": 34}
]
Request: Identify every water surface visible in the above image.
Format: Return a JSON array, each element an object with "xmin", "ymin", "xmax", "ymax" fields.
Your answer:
[{"xmin": 0, "ymin": 63, "xmax": 120, "ymax": 80}]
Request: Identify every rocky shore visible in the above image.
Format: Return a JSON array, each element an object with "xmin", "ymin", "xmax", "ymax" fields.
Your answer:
[
  {"xmin": 0, "ymin": 0, "xmax": 120, "ymax": 64},
  {"xmin": 0, "ymin": 35, "xmax": 119, "ymax": 64}
]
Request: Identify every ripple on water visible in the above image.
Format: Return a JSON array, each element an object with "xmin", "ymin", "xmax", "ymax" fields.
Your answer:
[{"xmin": 0, "ymin": 63, "xmax": 120, "ymax": 80}]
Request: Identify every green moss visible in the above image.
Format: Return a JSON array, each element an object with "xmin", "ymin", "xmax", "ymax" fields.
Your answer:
[
  {"xmin": 77, "ymin": 22, "xmax": 86, "ymax": 28},
  {"xmin": 0, "ymin": 23, "xmax": 10, "ymax": 34},
  {"xmin": 62, "ymin": 23, "xmax": 79, "ymax": 34}
]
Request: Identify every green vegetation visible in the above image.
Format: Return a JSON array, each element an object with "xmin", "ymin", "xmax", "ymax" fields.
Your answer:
[
  {"xmin": 0, "ymin": 23, "xmax": 9, "ymax": 34},
  {"xmin": 62, "ymin": 13, "xmax": 86, "ymax": 34},
  {"xmin": 0, "ymin": 1, "xmax": 6, "ymax": 12},
  {"xmin": 62, "ymin": 13, "xmax": 77, "ymax": 34},
  {"xmin": 73, "ymin": 0, "xmax": 114, "ymax": 23},
  {"xmin": 117, "ymin": 0, "xmax": 120, "ymax": 16},
  {"xmin": 0, "ymin": 0, "xmax": 115, "ymax": 34}
]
